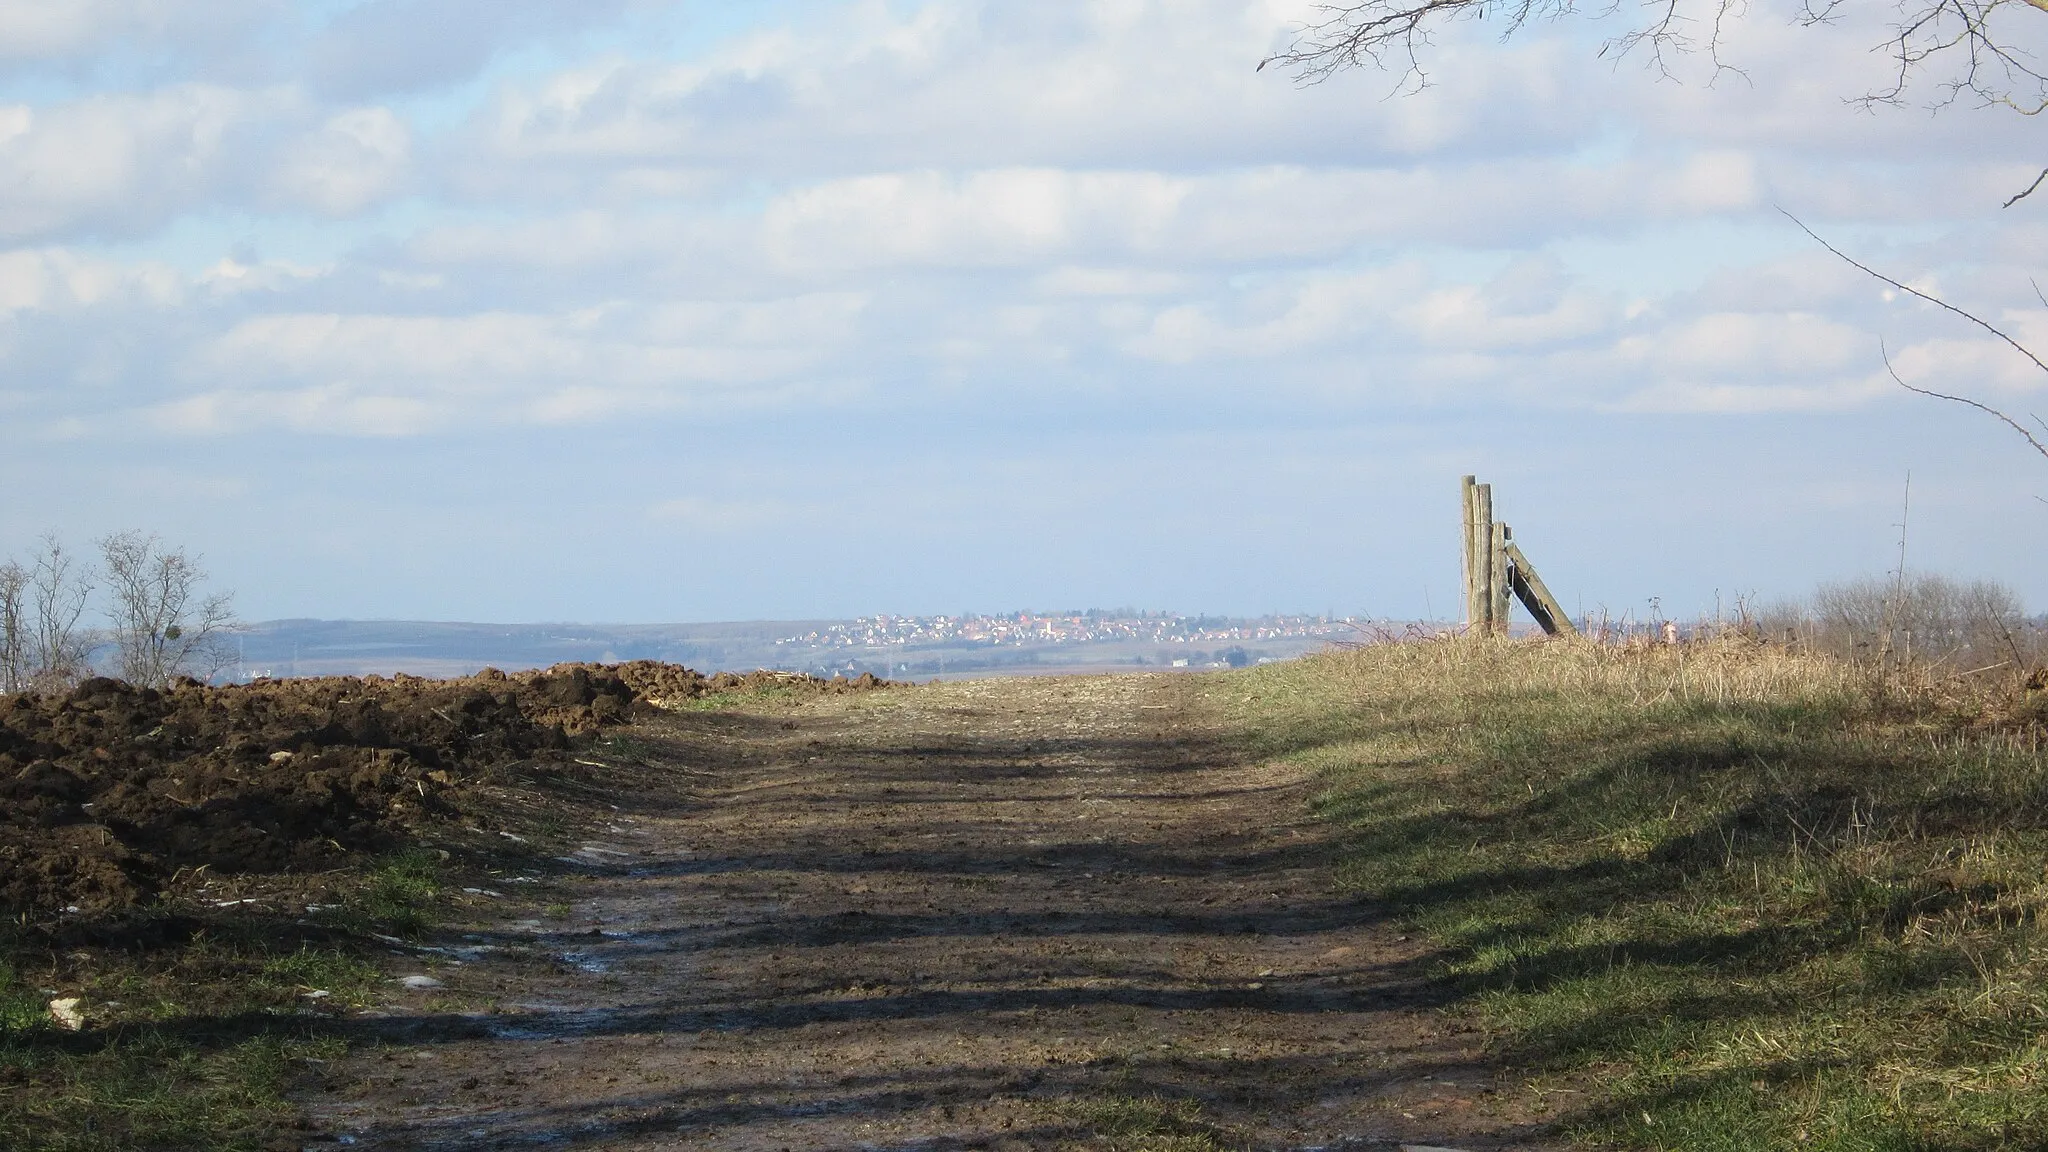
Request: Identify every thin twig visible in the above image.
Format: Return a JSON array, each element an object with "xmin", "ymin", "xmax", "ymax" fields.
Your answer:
[
  {"xmin": 1783, "ymin": 208, "xmax": 2048, "ymax": 379},
  {"xmin": 1881, "ymin": 342, "xmax": 2048, "ymax": 462},
  {"xmin": 2005, "ymin": 167, "xmax": 2048, "ymax": 208}
]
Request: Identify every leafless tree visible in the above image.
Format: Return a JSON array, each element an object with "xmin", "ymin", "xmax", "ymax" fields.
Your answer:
[
  {"xmin": 0, "ymin": 559, "xmax": 25, "ymax": 694},
  {"xmin": 0, "ymin": 533, "xmax": 99, "ymax": 694},
  {"xmin": 1263, "ymin": 0, "xmax": 2048, "ymax": 116},
  {"xmin": 98, "ymin": 531, "xmax": 236, "ymax": 689}
]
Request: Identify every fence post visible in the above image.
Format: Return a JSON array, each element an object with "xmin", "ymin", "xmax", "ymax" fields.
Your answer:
[
  {"xmin": 1476, "ymin": 483, "xmax": 1495, "ymax": 634},
  {"xmin": 1505, "ymin": 541, "xmax": 1577, "ymax": 637},
  {"xmin": 1461, "ymin": 473, "xmax": 1578, "ymax": 639},
  {"xmin": 1491, "ymin": 521, "xmax": 1512, "ymax": 636},
  {"xmin": 1461, "ymin": 476, "xmax": 1480, "ymax": 631}
]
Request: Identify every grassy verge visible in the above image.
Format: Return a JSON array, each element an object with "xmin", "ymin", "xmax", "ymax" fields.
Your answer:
[
  {"xmin": 0, "ymin": 850, "xmax": 448, "ymax": 1152},
  {"xmin": 1227, "ymin": 638, "xmax": 2048, "ymax": 1150}
]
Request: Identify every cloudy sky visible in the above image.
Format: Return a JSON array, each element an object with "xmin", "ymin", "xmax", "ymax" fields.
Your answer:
[{"xmin": 0, "ymin": 0, "xmax": 2042, "ymax": 624}]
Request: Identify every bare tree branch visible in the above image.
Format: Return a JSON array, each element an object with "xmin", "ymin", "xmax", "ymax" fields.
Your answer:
[
  {"xmin": 1265, "ymin": 0, "xmax": 2048, "ymax": 113},
  {"xmin": 1782, "ymin": 208, "xmax": 2048, "ymax": 377},
  {"xmin": 2005, "ymin": 167, "xmax": 2048, "ymax": 206},
  {"xmin": 1881, "ymin": 341, "xmax": 2048, "ymax": 460},
  {"xmin": 1789, "ymin": 211, "xmax": 2048, "ymax": 462}
]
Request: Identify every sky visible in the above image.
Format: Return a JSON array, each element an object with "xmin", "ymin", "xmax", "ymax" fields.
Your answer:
[{"xmin": 0, "ymin": 0, "xmax": 2043, "ymax": 625}]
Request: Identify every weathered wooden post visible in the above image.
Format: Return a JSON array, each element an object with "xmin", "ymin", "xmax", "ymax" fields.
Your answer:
[
  {"xmin": 1461, "ymin": 476, "xmax": 1481, "ymax": 632},
  {"xmin": 1505, "ymin": 542, "xmax": 1578, "ymax": 637},
  {"xmin": 1462, "ymin": 477, "xmax": 1497, "ymax": 634},
  {"xmin": 1460, "ymin": 474, "xmax": 1578, "ymax": 638},
  {"xmin": 1490, "ymin": 521, "xmax": 1512, "ymax": 636}
]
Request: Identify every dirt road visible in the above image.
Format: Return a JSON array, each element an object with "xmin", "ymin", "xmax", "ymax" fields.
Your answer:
[{"xmin": 302, "ymin": 673, "xmax": 1557, "ymax": 1150}]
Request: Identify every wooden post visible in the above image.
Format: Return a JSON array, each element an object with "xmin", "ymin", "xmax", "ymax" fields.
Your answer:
[
  {"xmin": 1490, "ymin": 521, "xmax": 1512, "ymax": 636},
  {"xmin": 1460, "ymin": 476, "xmax": 1479, "ymax": 631},
  {"xmin": 1459, "ymin": 473, "xmax": 1579, "ymax": 639},
  {"xmin": 1473, "ymin": 483, "xmax": 1495, "ymax": 634},
  {"xmin": 1505, "ymin": 541, "xmax": 1578, "ymax": 637}
]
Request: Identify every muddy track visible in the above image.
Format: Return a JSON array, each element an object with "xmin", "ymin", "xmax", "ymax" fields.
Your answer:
[{"xmin": 301, "ymin": 674, "xmax": 1557, "ymax": 1151}]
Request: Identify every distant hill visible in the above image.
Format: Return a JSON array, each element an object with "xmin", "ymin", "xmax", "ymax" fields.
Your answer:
[{"xmin": 229, "ymin": 619, "xmax": 833, "ymax": 680}]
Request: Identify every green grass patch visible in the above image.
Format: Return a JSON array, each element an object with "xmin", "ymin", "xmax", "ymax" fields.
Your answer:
[
  {"xmin": 333, "ymin": 847, "xmax": 445, "ymax": 937},
  {"xmin": 1, "ymin": 848, "xmax": 447, "ymax": 1149},
  {"xmin": 0, "ymin": 917, "xmax": 376, "ymax": 1151},
  {"xmin": 1224, "ymin": 638, "xmax": 2048, "ymax": 1150},
  {"xmin": 0, "ymin": 1027, "xmax": 342, "ymax": 1152},
  {"xmin": 1057, "ymin": 1094, "xmax": 1239, "ymax": 1151}
]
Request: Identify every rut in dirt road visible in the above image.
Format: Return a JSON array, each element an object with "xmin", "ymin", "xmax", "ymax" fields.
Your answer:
[{"xmin": 306, "ymin": 674, "xmax": 1556, "ymax": 1151}]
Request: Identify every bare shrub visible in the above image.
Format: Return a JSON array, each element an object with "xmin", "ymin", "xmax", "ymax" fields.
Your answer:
[
  {"xmin": 1742, "ymin": 574, "xmax": 2037, "ymax": 678},
  {"xmin": 97, "ymin": 531, "xmax": 236, "ymax": 689}
]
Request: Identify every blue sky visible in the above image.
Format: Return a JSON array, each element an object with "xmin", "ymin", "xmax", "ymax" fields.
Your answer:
[{"xmin": 0, "ymin": 0, "xmax": 2043, "ymax": 624}]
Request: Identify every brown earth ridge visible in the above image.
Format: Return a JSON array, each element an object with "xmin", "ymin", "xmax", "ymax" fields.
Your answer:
[{"xmin": 0, "ymin": 663, "xmax": 881, "ymax": 912}]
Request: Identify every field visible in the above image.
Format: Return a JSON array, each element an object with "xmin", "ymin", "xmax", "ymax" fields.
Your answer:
[
  {"xmin": 2, "ymin": 637, "xmax": 2043, "ymax": 1149},
  {"xmin": 1233, "ymin": 637, "xmax": 2048, "ymax": 1150}
]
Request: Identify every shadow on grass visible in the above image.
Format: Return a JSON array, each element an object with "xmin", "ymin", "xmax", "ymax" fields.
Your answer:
[{"xmin": 1260, "ymin": 664, "xmax": 2048, "ymax": 1147}]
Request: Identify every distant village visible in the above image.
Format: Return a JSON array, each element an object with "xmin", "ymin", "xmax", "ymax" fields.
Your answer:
[
  {"xmin": 776, "ymin": 612, "xmax": 1359, "ymax": 661},
  {"xmin": 227, "ymin": 612, "xmax": 1367, "ymax": 681}
]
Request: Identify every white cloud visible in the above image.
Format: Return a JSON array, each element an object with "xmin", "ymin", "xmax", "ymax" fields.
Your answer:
[
  {"xmin": 0, "ymin": 0, "xmax": 272, "ymax": 62},
  {"xmin": 267, "ymin": 107, "xmax": 411, "ymax": 216},
  {"xmin": 1033, "ymin": 266, "xmax": 1189, "ymax": 296},
  {"xmin": 0, "ymin": 84, "xmax": 422, "ymax": 240},
  {"xmin": 151, "ymin": 384, "xmax": 440, "ymax": 438},
  {"xmin": 0, "ymin": 3, "xmax": 2034, "ymax": 436},
  {"xmin": 0, "ymin": 0, "xmax": 2044, "ymax": 621},
  {"xmin": 1613, "ymin": 311, "xmax": 1867, "ymax": 380},
  {"xmin": 762, "ymin": 168, "xmax": 1188, "ymax": 270},
  {"xmin": 0, "ymin": 248, "xmax": 181, "ymax": 312},
  {"xmin": 156, "ymin": 294, "xmax": 870, "ymax": 435},
  {"xmin": 0, "ymin": 86, "xmax": 260, "ymax": 241}
]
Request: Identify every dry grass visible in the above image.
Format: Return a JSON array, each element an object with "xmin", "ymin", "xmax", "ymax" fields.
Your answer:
[{"xmin": 1228, "ymin": 635, "xmax": 2048, "ymax": 1150}]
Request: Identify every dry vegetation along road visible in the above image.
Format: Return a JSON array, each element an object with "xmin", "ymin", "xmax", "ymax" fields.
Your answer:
[{"xmin": 303, "ymin": 673, "xmax": 1555, "ymax": 1151}]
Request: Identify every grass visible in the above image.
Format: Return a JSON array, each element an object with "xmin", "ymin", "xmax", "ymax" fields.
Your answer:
[
  {"xmin": 0, "ymin": 924, "xmax": 365, "ymax": 1151},
  {"xmin": 673, "ymin": 684, "xmax": 807, "ymax": 712},
  {"xmin": 337, "ymin": 847, "xmax": 445, "ymax": 937},
  {"xmin": 1225, "ymin": 636, "xmax": 2048, "ymax": 1150},
  {"xmin": 1057, "ymin": 1094, "xmax": 1239, "ymax": 1151},
  {"xmin": 0, "ymin": 847, "xmax": 448, "ymax": 1151}
]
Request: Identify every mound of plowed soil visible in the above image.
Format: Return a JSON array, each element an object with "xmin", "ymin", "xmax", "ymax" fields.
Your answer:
[{"xmin": 0, "ymin": 663, "xmax": 885, "ymax": 913}]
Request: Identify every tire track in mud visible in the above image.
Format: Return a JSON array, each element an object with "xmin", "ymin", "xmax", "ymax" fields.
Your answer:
[{"xmin": 301, "ymin": 674, "xmax": 1557, "ymax": 1151}]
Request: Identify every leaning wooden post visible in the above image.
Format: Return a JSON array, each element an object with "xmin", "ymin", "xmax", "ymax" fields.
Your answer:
[
  {"xmin": 1490, "ymin": 521, "xmax": 1512, "ymax": 636},
  {"xmin": 1505, "ymin": 542, "xmax": 1578, "ymax": 637}
]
